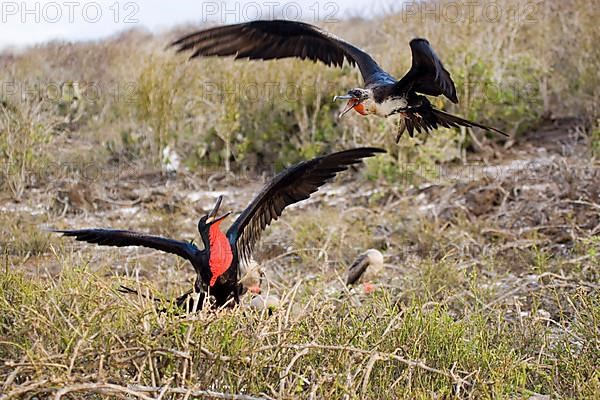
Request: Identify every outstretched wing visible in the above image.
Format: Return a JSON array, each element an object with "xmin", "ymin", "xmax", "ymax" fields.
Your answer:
[
  {"xmin": 54, "ymin": 229, "xmax": 199, "ymax": 261},
  {"xmin": 227, "ymin": 147, "xmax": 385, "ymax": 263},
  {"xmin": 394, "ymin": 38, "xmax": 458, "ymax": 103},
  {"xmin": 171, "ymin": 19, "xmax": 386, "ymax": 84}
]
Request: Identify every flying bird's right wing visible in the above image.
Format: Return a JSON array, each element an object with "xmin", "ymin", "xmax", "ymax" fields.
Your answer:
[
  {"xmin": 394, "ymin": 38, "xmax": 458, "ymax": 103},
  {"xmin": 54, "ymin": 229, "xmax": 199, "ymax": 261},
  {"xmin": 171, "ymin": 19, "xmax": 388, "ymax": 84},
  {"xmin": 226, "ymin": 147, "xmax": 386, "ymax": 263}
]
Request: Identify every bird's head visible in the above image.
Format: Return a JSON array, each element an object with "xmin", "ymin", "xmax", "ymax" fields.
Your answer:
[
  {"xmin": 365, "ymin": 249, "xmax": 384, "ymax": 268},
  {"xmin": 239, "ymin": 260, "xmax": 264, "ymax": 295},
  {"xmin": 362, "ymin": 249, "xmax": 384, "ymax": 282},
  {"xmin": 334, "ymin": 88, "xmax": 373, "ymax": 118},
  {"xmin": 197, "ymin": 195, "xmax": 232, "ymax": 233}
]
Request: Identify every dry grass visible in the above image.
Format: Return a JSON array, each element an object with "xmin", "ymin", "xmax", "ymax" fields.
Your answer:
[
  {"xmin": 1, "ymin": 251, "xmax": 598, "ymax": 399},
  {"xmin": 1, "ymin": 151, "xmax": 599, "ymax": 398},
  {"xmin": 1, "ymin": 0, "xmax": 599, "ymax": 177},
  {"xmin": 1, "ymin": 1, "xmax": 599, "ymax": 398}
]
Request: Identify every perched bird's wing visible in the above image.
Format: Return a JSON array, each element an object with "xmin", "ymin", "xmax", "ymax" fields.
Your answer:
[
  {"xmin": 118, "ymin": 286, "xmax": 203, "ymax": 312},
  {"xmin": 346, "ymin": 253, "xmax": 370, "ymax": 286},
  {"xmin": 226, "ymin": 148, "xmax": 386, "ymax": 263},
  {"xmin": 393, "ymin": 39, "xmax": 458, "ymax": 103},
  {"xmin": 54, "ymin": 229, "xmax": 199, "ymax": 261},
  {"xmin": 171, "ymin": 20, "xmax": 387, "ymax": 84},
  {"xmin": 396, "ymin": 108, "xmax": 509, "ymax": 142}
]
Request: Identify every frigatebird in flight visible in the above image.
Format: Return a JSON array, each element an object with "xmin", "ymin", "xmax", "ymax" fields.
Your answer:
[
  {"xmin": 171, "ymin": 20, "xmax": 508, "ymax": 141},
  {"xmin": 53, "ymin": 148, "xmax": 385, "ymax": 309}
]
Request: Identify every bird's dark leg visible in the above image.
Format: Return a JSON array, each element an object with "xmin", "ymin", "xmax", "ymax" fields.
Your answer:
[
  {"xmin": 194, "ymin": 275, "xmax": 203, "ymax": 294},
  {"xmin": 119, "ymin": 285, "xmax": 200, "ymax": 313},
  {"xmin": 234, "ymin": 283, "xmax": 242, "ymax": 303},
  {"xmin": 176, "ymin": 290, "xmax": 206, "ymax": 313},
  {"xmin": 189, "ymin": 275, "xmax": 206, "ymax": 312},
  {"xmin": 234, "ymin": 266, "xmax": 241, "ymax": 303},
  {"xmin": 174, "ymin": 289, "xmax": 193, "ymax": 310},
  {"xmin": 118, "ymin": 285, "xmax": 142, "ymax": 296},
  {"xmin": 395, "ymin": 116, "xmax": 407, "ymax": 143}
]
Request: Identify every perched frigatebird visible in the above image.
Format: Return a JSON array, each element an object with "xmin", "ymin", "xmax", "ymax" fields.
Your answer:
[
  {"xmin": 116, "ymin": 260, "xmax": 263, "ymax": 311},
  {"xmin": 171, "ymin": 20, "xmax": 508, "ymax": 141},
  {"xmin": 346, "ymin": 249, "xmax": 384, "ymax": 294},
  {"xmin": 53, "ymin": 148, "xmax": 385, "ymax": 309}
]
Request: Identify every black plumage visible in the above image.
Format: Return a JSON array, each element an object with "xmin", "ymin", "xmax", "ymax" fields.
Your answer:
[
  {"xmin": 228, "ymin": 148, "xmax": 385, "ymax": 264},
  {"xmin": 393, "ymin": 39, "xmax": 458, "ymax": 104},
  {"xmin": 346, "ymin": 253, "xmax": 369, "ymax": 286},
  {"xmin": 54, "ymin": 147, "xmax": 385, "ymax": 309},
  {"xmin": 171, "ymin": 20, "xmax": 384, "ymax": 84},
  {"xmin": 394, "ymin": 96, "xmax": 508, "ymax": 140},
  {"xmin": 172, "ymin": 20, "xmax": 507, "ymax": 139}
]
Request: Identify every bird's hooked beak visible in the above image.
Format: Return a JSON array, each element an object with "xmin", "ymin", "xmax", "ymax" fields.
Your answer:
[
  {"xmin": 333, "ymin": 94, "xmax": 354, "ymax": 102},
  {"xmin": 333, "ymin": 94, "xmax": 364, "ymax": 118},
  {"xmin": 206, "ymin": 195, "xmax": 232, "ymax": 224}
]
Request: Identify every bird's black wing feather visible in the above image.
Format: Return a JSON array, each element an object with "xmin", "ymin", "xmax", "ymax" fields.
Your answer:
[
  {"xmin": 171, "ymin": 20, "xmax": 386, "ymax": 84},
  {"xmin": 54, "ymin": 229, "xmax": 199, "ymax": 261},
  {"xmin": 346, "ymin": 253, "xmax": 370, "ymax": 286},
  {"xmin": 393, "ymin": 38, "xmax": 458, "ymax": 103},
  {"xmin": 226, "ymin": 148, "xmax": 385, "ymax": 263},
  {"xmin": 396, "ymin": 107, "xmax": 509, "ymax": 141}
]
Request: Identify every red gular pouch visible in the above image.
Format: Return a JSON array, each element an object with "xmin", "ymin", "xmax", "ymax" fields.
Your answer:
[
  {"xmin": 351, "ymin": 100, "xmax": 368, "ymax": 116},
  {"xmin": 208, "ymin": 220, "xmax": 233, "ymax": 286}
]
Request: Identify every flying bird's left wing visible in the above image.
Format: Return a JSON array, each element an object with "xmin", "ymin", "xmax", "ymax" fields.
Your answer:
[
  {"xmin": 171, "ymin": 19, "xmax": 387, "ymax": 84},
  {"xmin": 394, "ymin": 38, "xmax": 458, "ymax": 103},
  {"xmin": 226, "ymin": 147, "xmax": 386, "ymax": 263}
]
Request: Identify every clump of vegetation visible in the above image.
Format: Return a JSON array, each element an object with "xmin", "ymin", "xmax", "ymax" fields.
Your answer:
[
  {"xmin": 0, "ymin": 212, "xmax": 53, "ymax": 257},
  {"xmin": 0, "ymin": 99, "xmax": 55, "ymax": 200},
  {"xmin": 1, "ymin": 233, "xmax": 598, "ymax": 399},
  {"xmin": 1, "ymin": 0, "xmax": 597, "ymax": 175},
  {"xmin": 134, "ymin": 58, "xmax": 191, "ymax": 165}
]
